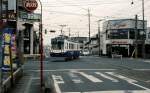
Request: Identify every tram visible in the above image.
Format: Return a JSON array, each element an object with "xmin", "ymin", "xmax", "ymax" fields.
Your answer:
[{"xmin": 50, "ymin": 35, "xmax": 80, "ymax": 61}]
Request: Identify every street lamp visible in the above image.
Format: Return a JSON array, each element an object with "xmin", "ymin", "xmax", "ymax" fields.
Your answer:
[{"xmin": 131, "ymin": 0, "xmax": 146, "ymax": 58}]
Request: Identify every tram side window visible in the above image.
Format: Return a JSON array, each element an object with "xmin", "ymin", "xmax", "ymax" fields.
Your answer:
[{"xmin": 51, "ymin": 41, "xmax": 57, "ymax": 49}]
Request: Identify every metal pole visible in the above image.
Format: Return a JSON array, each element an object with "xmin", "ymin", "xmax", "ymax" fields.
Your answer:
[
  {"xmin": 39, "ymin": 0, "xmax": 44, "ymax": 88},
  {"xmin": 142, "ymin": 0, "xmax": 145, "ymax": 58},
  {"xmin": 9, "ymin": 46, "xmax": 14, "ymax": 87}
]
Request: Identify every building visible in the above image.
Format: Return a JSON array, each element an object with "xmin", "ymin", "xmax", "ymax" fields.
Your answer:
[
  {"xmin": 70, "ymin": 37, "xmax": 88, "ymax": 49},
  {"xmin": 17, "ymin": 0, "xmax": 40, "ymax": 54},
  {"xmin": 101, "ymin": 19, "xmax": 147, "ymax": 57}
]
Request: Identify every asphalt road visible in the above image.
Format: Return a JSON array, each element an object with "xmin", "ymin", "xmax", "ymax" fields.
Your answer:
[{"xmin": 11, "ymin": 56, "xmax": 150, "ymax": 93}]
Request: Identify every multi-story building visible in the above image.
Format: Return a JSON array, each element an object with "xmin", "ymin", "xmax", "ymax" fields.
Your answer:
[{"xmin": 101, "ymin": 19, "xmax": 147, "ymax": 57}]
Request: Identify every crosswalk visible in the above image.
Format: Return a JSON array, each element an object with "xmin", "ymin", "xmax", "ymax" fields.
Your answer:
[
  {"xmin": 51, "ymin": 71, "xmax": 150, "ymax": 93},
  {"xmin": 51, "ymin": 71, "xmax": 137, "ymax": 84}
]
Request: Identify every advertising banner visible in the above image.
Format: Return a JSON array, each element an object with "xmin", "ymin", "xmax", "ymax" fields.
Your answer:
[
  {"xmin": 103, "ymin": 19, "xmax": 147, "ymax": 30},
  {"xmin": 1, "ymin": 28, "xmax": 14, "ymax": 72}
]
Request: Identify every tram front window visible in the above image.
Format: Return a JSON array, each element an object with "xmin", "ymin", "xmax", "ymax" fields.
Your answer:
[{"xmin": 51, "ymin": 41, "xmax": 64, "ymax": 50}]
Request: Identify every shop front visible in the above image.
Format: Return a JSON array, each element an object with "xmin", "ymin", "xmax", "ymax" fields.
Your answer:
[{"xmin": 106, "ymin": 39, "xmax": 133, "ymax": 57}]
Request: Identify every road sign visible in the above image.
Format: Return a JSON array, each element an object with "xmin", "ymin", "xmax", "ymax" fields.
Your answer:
[{"xmin": 23, "ymin": 0, "xmax": 38, "ymax": 12}]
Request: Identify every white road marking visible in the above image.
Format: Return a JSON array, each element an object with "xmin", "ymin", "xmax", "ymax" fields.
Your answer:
[
  {"xmin": 78, "ymin": 72, "xmax": 103, "ymax": 83},
  {"xmin": 105, "ymin": 72, "xmax": 150, "ymax": 92},
  {"xmin": 29, "ymin": 69, "xmax": 116, "ymax": 72},
  {"xmin": 68, "ymin": 72, "xmax": 83, "ymax": 83},
  {"xmin": 52, "ymin": 75, "xmax": 64, "ymax": 84},
  {"xmin": 133, "ymin": 69, "xmax": 150, "ymax": 71},
  {"xmin": 52, "ymin": 75, "xmax": 62, "ymax": 93},
  {"xmin": 144, "ymin": 60, "xmax": 150, "ymax": 63},
  {"xmin": 106, "ymin": 72, "xmax": 137, "ymax": 83},
  {"xmin": 95, "ymin": 72, "xmax": 118, "ymax": 82},
  {"xmin": 24, "ymin": 76, "xmax": 33, "ymax": 93},
  {"xmin": 63, "ymin": 90, "xmax": 150, "ymax": 93}
]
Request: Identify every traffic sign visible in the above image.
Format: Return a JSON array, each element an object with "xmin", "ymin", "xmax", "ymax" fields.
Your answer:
[{"xmin": 23, "ymin": 0, "xmax": 38, "ymax": 12}]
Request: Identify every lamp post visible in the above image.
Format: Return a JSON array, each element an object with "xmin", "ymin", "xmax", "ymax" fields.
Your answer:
[{"xmin": 38, "ymin": 0, "xmax": 44, "ymax": 88}]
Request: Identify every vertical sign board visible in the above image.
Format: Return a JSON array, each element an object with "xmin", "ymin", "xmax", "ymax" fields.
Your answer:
[{"xmin": 1, "ymin": 28, "xmax": 14, "ymax": 72}]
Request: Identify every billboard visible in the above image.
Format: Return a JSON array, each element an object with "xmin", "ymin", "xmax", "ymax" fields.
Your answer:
[{"xmin": 103, "ymin": 19, "xmax": 147, "ymax": 30}]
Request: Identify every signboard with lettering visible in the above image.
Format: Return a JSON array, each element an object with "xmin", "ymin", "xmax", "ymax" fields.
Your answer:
[
  {"xmin": 19, "ymin": 11, "xmax": 40, "ymax": 22},
  {"xmin": 23, "ymin": 0, "xmax": 38, "ymax": 12}
]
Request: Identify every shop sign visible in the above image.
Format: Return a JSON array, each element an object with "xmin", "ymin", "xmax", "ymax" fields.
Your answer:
[
  {"xmin": 111, "ymin": 40, "xmax": 128, "ymax": 44},
  {"xmin": 23, "ymin": 0, "xmax": 38, "ymax": 12},
  {"xmin": 8, "ymin": 11, "xmax": 16, "ymax": 20},
  {"xmin": 20, "ymin": 11, "xmax": 40, "ymax": 22}
]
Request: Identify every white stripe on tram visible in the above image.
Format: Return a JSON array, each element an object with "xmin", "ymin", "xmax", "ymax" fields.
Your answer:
[
  {"xmin": 95, "ymin": 72, "xmax": 118, "ymax": 82},
  {"xmin": 78, "ymin": 72, "xmax": 103, "ymax": 83}
]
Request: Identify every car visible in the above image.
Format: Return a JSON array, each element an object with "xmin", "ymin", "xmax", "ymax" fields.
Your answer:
[{"xmin": 82, "ymin": 49, "xmax": 90, "ymax": 56}]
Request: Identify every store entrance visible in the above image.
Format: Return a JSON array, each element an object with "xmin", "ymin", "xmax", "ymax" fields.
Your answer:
[{"xmin": 112, "ymin": 45, "xmax": 128, "ymax": 57}]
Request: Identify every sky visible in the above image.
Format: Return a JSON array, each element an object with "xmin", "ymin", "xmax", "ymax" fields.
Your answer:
[{"xmin": 35, "ymin": 0, "xmax": 150, "ymax": 45}]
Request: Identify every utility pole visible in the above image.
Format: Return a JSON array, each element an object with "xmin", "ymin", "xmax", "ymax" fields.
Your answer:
[
  {"xmin": 88, "ymin": 8, "xmax": 91, "ymax": 54},
  {"xmin": 97, "ymin": 20, "xmax": 102, "ymax": 57},
  {"xmin": 131, "ymin": 0, "xmax": 146, "ymax": 58},
  {"xmin": 59, "ymin": 25, "xmax": 67, "ymax": 36},
  {"xmin": 135, "ymin": 15, "xmax": 138, "ymax": 58},
  {"xmin": 68, "ymin": 28, "xmax": 71, "ymax": 37},
  {"xmin": 142, "ymin": 0, "xmax": 145, "ymax": 58}
]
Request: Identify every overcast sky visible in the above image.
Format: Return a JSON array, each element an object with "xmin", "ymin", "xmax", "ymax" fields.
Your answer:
[{"xmin": 35, "ymin": 0, "xmax": 150, "ymax": 45}]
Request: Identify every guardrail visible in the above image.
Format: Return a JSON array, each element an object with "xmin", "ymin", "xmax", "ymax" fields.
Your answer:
[
  {"xmin": 24, "ymin": 54, "xmax": 41, "ymax": 60},
  {"xmin": 2, "ymin": 68, "xmax": 23, "ymax": 93}
]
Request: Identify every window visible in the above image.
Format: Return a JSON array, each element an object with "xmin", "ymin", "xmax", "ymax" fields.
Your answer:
[{"xmin": 109, "ymin": 29, "xmax": 128, "ymax": 39}]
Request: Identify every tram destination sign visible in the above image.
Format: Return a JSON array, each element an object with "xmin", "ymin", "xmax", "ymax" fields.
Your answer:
[{"xmin": 23, "ymin": 0, "xmax": 38, "ymax": 12}]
